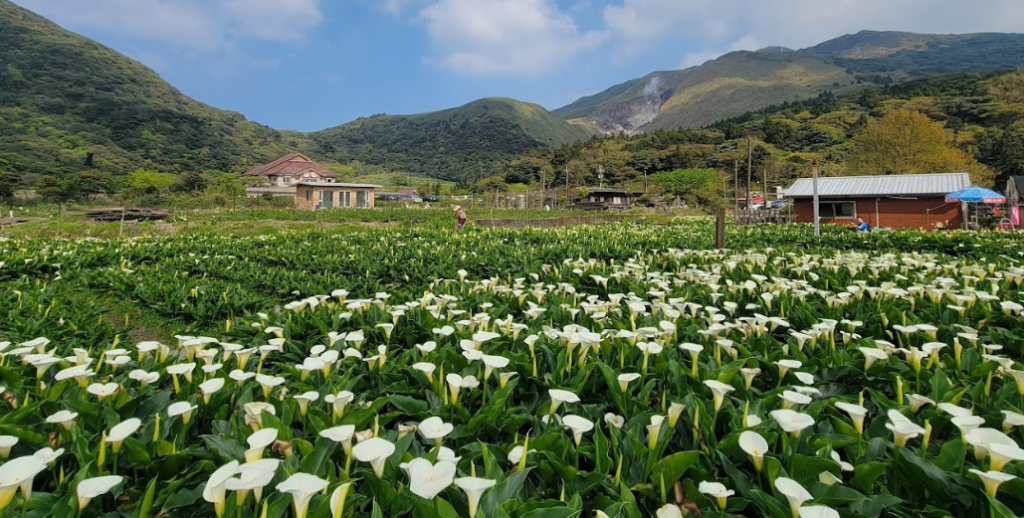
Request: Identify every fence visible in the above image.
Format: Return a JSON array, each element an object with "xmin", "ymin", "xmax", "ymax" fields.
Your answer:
[
  {"xmin": 733, "ymin": 207, "xmax": 795, "ymax": 225},
  {"xmin": 474, "ymin": 214, "xmax": 637, "ymax": 229}
]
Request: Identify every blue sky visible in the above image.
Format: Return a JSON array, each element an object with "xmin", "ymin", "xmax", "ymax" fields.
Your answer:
[{"xmin": 12, "ymin": 0, "xmax": 1024, "ymax": 131}]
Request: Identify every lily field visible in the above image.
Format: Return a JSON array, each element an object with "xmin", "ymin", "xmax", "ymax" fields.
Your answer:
[{"xmin": 4, "ymin": 220, "xmax": 1024, "ymax": 518}]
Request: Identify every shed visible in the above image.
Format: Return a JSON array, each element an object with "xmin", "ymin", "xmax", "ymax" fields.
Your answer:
[
  {"xmin": 583, "ymin": 188, "xmax": 645, "ymax": 208},
  {"xmin": 1006, "ymin": 176, "xmax": 1024, "ymax": 206},
  {"xmin": 784, "ymin": 172, "xmax": 971, "ymax": 230}
]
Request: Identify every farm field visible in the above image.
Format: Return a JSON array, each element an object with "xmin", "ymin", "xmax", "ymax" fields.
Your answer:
[{"xmin": 3, "ymin": 220, "xmax": 1024, "ymax": 518}]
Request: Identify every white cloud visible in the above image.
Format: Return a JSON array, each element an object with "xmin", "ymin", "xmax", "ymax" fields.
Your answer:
[
  {"xmin": 11, "ymin": 0, "xmax": 326, "ymax": 50},
  {"xmin": 679, "ymin": 33, "xmax": 760, "ymax": 68},
  {"xmin": 604, "ymin": 0, "xmax": 1024, "ymax": 68},
  {"xmin": 220, "ymin": 0, "xmax": 323, "ymax": 42},
  {"xmin": 12, "ymin": 0, "xmax": 221, "ymax": 49},
  {"xmin": 419, "ymin": 0, "xmax": 606, "ymax": 76}
]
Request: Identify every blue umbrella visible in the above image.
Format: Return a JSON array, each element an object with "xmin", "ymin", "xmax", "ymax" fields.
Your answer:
[{"xmin": 945, "ymin": 186, "xmax": 1006, "ymax": 204}]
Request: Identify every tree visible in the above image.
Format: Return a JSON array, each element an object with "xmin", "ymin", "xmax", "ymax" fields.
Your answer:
[
  {"xmin": 77, "ymin": 170, "xmax": 112, "ymax": 198},
  {"xmin": 35, "ymin": 175, "xmax": 80, "ymax": 211},
  {"xmin": 845, "ymin": 109, "xmax": 995, "ymax": 186},
  {"xmin": 0, "ymin": 160, "xmax": 20, "ymax": 209},
  {"xmin": 171, "ymin": 172, "xmax": 208, "ymax": 193},
  {"xmin": 651, "ymin": 168, "xmax": 723, "ymax": 208},
  {"xmin": 128, "ymin": 170, "xmax": 176, "ymax": 194}
]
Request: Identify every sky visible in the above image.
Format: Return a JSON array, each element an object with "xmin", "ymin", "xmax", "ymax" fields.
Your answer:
[{"xmin": 11, "ymin": 0, "xmax": 1024, "ymax": 132}]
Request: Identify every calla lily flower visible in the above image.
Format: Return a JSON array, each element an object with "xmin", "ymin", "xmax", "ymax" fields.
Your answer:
[
  {"xmin": 243, "ymin": 402, "xmax": 276, "ymax": 431},
  {"xmin": 77, "ymin": 475, "xmax": 123, "ymax": 511},
  {"xmin": 965, "ymin": 428, "xmax": 1016, "ymax": 460},
  {"xmin": 703, "ymin": 380, "xmax": 735, "ymax": 412},
  {"xmin": 418, "ymin": 416, "xmax": 455, "ymax": 445},
  {"xmin": 32, "ymin": 447, "xmax": 63, "ymax": 466},
  {"xmin": 407, "ymin": 458, "xmax": 456, "ymax": 499},
  {"xmin": 798, "ymin": 506, "xmax": 840, "ymax": 518},
  {"xmin": 276, "ymin": 473, "xmax": 329, "ymax": 518},
  {"xmin": 741, "ymin": 368, "xmax": 761, "ymax": 390},
  {"xmin": 198, "ymin": 378, "xmax": 225, "ymax": 404},
  {"xmin": 547, "ymin": 389, "xmax": 580, "ymax": 414},
  {"xmin": 698, "ymin": 481, "xmax": 734, "ymax": 510},
  {"xmin": 617, "ymin": 373, "xmax": 641, "ymax": 392},
  {"xmin": 562, "ymin": 415, "xmax": 594, "ymax": 446},
  {"xmin": 780, "ymin": 390, "xmax": 812, "ymax": 409},
  {"xmin": 329, "ymin": 482, "xmax": 354, "ymax": 518},
  {"xmin": 320, "ymin": 425, "xmax": 357, "ymax": 456},
  {"xmin": 656, "ymin": 504, "xmax": 684, "ymax": 518},
  {"xmin": 739, "ymin": 431, "xmax": 768, "ymax": 471},
  {"xmin": 45, "ymin": 410, "xmax": 78, "ymax": 430},
  {"xmin": 453, "ymin": 477, "xmax": 496, "ymax": 518},
  {"xmin": 106, "ymin": 418, "xmax": 142, "ymax": 453},
  {"xmin": 969, "ymin": 469, "xmax": 1016, "ymax": 497},
  {"xmin": 352, "ymin": 437, "xmax": 395, "ymax": 477},
  {"xmin": 605, "ymin": 413, "xmax": 625, "ymax": 429},
  {"xmin": 246, "ymin": 428, "xmax": 279, "ymax": 462},
  {"xmin": 0, "ymin": 437, "xmax": 16, "ymax": 459},
  {"xmin": 647, "ymin": 415, "xmax": 666, "ymax": 448},
  {"xmin": 989, "ymin": 442, "xmax": 1024, "ymax": 471},
  {"xmin": 775, "ymin": 476, "xmax": 812, "ymax": 518},
  {"xmin": 168, "ymin": 401, "xmax": 199, "ymax": 425},
  {"xmin": 834, "ymin": 402, "xmax": 868, "ymax": 435},
  {"xmin": 668, "ymin": 402, "xmax": 686, "ymax": 428},
  {"xmin": 886, "ymin": 410, "xmax": 925, "ymax": 447},
  {"xmin": 0, "ymin": 455, "xmax": 46, "ymax": 511},
  {"xmin": 906, "ymin": 394, "xmax": 935, "ymax": 413},
  {"xmin": 770, "ymin": 410, "xmax": 815, "ymax": 436},
  {"xmin": 203, "ymin": 460, "xmax": 240, "ymax": 518}
]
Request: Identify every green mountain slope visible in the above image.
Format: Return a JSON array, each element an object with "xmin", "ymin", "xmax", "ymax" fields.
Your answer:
[
  {"xmin": 558, "ymin": 31, "xmax": 1024, "ymax": 134},
  {"xmin": 494, "ymin": 70, "xmax": 1024, "ymax": 196},
  {"xmin": 312, "ymin": 98, "xmax": 597, "ymax": 181},
  {"xmin": 0, "ymin": 0, "xmax": 315, "ymax": 180}
]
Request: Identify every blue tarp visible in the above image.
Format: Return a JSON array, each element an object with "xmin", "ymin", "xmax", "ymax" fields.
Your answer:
[{"xmin": 945, "ymin": 186, "xmax": 1006, "ymax": 204}]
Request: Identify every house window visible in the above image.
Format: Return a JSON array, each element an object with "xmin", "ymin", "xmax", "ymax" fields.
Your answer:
[
  {"xmin": 356, "ymin": 191, "xmax": 368, "ymax": 208},
  {"xmin": 305, "ymin": 190, "xmax": 311, "ymax": 202},
  {"xmin": 341, "ymin": 191, "xmax": 352, "ymax": 208},
  {"xmin": 319, "ymin": 190, "xmax": 334, "ymax": 208},
  {"xmin": 819, "ymin": 201, "xmax": 855, "ymax": 219},
  {"xmin": 284, "ymin": 176, "xmax": 292, "ymax": 184}
]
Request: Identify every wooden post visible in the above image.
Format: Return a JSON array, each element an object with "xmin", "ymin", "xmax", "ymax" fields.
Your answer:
[
  {"xmin": 812, "ymin": 160, "xmax": 821, "ymax": 237},
  {"xmin": 746, "ymin": 139, "xmax": 753, "ymax": 211},
  {"xmin": 716, "ymin": 207, "xmax": 726, "ymax": 249}
]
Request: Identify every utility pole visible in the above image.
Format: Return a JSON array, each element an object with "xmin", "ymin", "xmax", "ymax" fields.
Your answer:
[
  {"xmin": 598, "ymin": 165, "xmax": 605, "ymax": 188},
  {"xmin": 540, "ymin": 169, "xmax": 546, "ymax": 210},
  {"xmin": 733, "ymin": 161, "xmax": 739, "ymax": 214},
  {"xmin": 763, "ymin": 168, "xmax": 769, "ymax": 210},
  {"xmin": 565, "ymin": 165, "xmax": 569, "ymax": 206},
  {"xmin": 812, "ymin": 160, "xmax": 821, "ymax": 237},
  {"xmin": 746, "ymin": 139, "xmax": 753, "ymax": 211}
]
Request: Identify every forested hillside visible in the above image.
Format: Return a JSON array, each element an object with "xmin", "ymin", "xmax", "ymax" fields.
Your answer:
[
  {"xmin": 0, "ymin": 0, "xmax": 313, "ymax": 182},
  {"xmin": 488, "ymin": 71, "xmax": 1024, "ymax": 203},
  {"xmin": 312, "ymin": 98, "xmax": 597, "ymax": 182},
  {"xmin": 558, "ymin": 31, "xmax": 1024, "ymax": 134}
]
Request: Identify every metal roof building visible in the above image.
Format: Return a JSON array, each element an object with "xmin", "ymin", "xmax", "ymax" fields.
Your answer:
[
  {"xmin": 783, "ymin": 172, "xmax": 971, "ymax": 230},
  {"xmin": 785, "ymin": 173, "xmax": 971, "ymax": 198}
]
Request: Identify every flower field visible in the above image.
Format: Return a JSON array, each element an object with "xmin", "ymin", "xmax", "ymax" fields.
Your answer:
[{"xmin": 3, "ymin": 220, "xmax": 1024, "ymax": 518}]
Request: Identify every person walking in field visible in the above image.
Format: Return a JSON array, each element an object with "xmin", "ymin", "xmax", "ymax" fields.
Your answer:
[{"xmin": 454, "ymin": 205, "xmax": 467, "ymax": 231}]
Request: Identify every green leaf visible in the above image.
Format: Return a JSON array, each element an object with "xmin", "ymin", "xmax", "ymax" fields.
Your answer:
[
  {"xmin": 650, "ymin": 451, "xmax": 701, "ymax": 487},
  {"xmin": 372, "ymin": 499, "xmax": 385, "ymax": 518},
  {"xmin": 988, "ymin": 495, "xmax": 1020, "ymax": 518},
  {"xmin": 518, "ymin": 507, "xmax": 580, "ymax": 518},
  {"xmin": 392, "ymin": 395, "xmax": 429, "ymax": 415},
  {"xmin": 933, "ymin": 438, "xmax": 966, "ymax": 471},
  {"xmin": 850, "ymin": 461, "xmax": 887, "ymax": 493},
  {"xmin": 481, "ymin": 467, "xmax": 532, "ymax": 516},
  {"xmin": 135, "ymin": 477, "xmax": 159, "ymax": 518}
]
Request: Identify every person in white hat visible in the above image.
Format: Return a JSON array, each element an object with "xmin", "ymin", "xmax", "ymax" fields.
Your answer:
[{"xmin": 454, "ymin": 205, "xmax": 467, "ymax": 231}]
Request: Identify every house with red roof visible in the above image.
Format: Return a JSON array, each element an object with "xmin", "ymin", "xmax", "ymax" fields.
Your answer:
[{"xmin": 243, "ymin": 153, "xmax": 381, "ymax": 209}]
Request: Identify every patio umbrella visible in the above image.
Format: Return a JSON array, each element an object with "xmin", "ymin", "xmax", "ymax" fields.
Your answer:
[{"xmin": 945, "ymin": 186, "xmax": 1006, "ymax": 204}]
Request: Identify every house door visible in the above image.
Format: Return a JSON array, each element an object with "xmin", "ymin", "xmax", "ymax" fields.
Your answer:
[
  {"xmin": 356, "ymin": 191, "xmax": 368, "ymax": 208},
  {"xmin": 341, "ymin": 191, "xmax": 352, "ymax": 208},
  {"xmin": 319, "ymin": 190, "xmax": 334, "ymax": 208}
]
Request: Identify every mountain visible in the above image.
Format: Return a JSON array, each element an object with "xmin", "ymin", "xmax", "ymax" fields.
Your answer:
[
  {"xmin": 556, "ymin": 31, "xmax": 1024, "ymax": 134},
  {"xmin": 0, "ymin": 0, "xmax": 316, "ymax": 180},
  {"xmin": 311, "ymin": 98, "xmax": 597, "ymax": 181},
  {"xmin": 0, "ymin": 0, "xmax": 589, "ymax": 184}
]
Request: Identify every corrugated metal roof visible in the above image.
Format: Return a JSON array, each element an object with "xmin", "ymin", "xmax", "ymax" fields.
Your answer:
[
  {"xmin": 297, "ymin": 182, "xmax": 382, "ymax": 188},
  {"xmin": 785, "ymin": 173, "xmax": 971, "ymax": 197}
]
